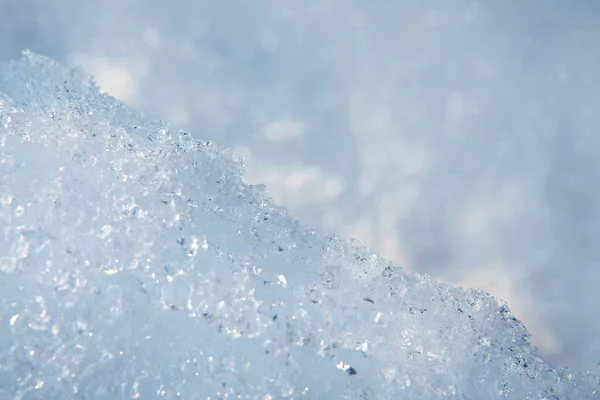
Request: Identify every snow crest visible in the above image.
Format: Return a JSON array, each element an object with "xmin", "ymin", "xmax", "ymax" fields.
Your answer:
[{"xmin": 0, "ymin": 51, "xmax": 598, "ymax": 399}]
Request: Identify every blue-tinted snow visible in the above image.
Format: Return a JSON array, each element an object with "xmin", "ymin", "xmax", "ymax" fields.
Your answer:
[
  {"xmin": 3, "ymin": 2, "xmax": 600, "ymax": 372},
  {"xmin": 0, "ymin": 52, "xmax": 598, "ymax": 399}
]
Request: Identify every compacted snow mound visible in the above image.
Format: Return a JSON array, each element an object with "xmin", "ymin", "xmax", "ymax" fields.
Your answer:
[{"xmin": 0, "ymin": 51, "xmax": 598, "ymax": 399}]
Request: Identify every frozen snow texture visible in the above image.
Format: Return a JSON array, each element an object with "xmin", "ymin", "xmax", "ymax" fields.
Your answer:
[{"xmin": 0, "ymin": 52, "xmax": 598, "ymax": 399}]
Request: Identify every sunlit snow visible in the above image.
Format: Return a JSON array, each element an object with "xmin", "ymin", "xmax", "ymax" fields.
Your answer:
[{"xmin": 0, "ymin": 52, "xmax": 598, "ymax": 399}]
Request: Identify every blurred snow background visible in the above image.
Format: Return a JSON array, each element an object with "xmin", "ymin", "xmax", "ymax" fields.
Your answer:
[{"xmin": 1, "ymin": 0, "xmax": 600, "ymax": 373}]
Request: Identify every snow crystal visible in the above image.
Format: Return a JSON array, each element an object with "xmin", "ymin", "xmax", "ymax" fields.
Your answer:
[{"xmin": 0, "ymin": 51, "xmax": 598, "ymax": 399}]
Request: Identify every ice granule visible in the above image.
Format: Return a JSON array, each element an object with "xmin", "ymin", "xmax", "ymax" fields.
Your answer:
[{"xmin": 0, "ymin": 51, "xmax": 598, "ymax": 399}]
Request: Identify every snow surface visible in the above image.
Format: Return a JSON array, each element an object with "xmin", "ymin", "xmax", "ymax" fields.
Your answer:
[
  {"xmin": 0, "ymin": 52, "xmax": 598, "ymax": 399},
  {"xmin": 3, "ymin": 0, "xmax": 600, "ymax": 374}
]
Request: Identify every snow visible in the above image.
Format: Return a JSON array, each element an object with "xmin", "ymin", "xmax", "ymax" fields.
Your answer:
[
  {"xmin": 3, "ymin": 0, "xmax": 600, "ymax": 374},
  {"xmin": 0, "ymin": 51, "xmax": 598, "ymax": 399}
]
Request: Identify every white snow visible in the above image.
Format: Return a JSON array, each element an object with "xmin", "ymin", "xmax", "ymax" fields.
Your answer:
[
  {"xmin": 3, "ymin": 1, "xmax": 600, "ymax": 374},
  {"xmin": 0, "ymin": 51, "xmax": 598, "ymax": 399}
]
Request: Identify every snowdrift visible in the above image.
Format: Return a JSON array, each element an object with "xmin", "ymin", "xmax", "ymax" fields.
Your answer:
[{"xmin": 0, "ymin": 51, "xmax": 598, "ymax": 399}]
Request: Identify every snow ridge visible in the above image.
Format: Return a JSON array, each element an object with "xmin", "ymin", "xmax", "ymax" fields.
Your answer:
[{"xmin": 0, "ymin": 51, "xmax": 598, "ymax": 399}]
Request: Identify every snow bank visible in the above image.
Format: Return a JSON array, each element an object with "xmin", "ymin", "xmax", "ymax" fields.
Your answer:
[{"xmin": 0, "ymin": 51, "xmax": 597, "ymax": 399}]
